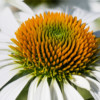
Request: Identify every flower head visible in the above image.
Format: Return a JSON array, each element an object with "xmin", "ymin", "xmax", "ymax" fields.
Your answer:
[
  {"xmin": 1, "ymin": 3, "xmax": 100, "ymax": 100},
  {"xmin": 9, "ymin": 12, "xmax": 99, "ymax": 82}
]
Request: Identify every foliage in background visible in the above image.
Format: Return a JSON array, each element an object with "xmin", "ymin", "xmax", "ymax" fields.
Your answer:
[{"xmin": 24, "ymin": 0, "xmax": 59, "ymax": 6}]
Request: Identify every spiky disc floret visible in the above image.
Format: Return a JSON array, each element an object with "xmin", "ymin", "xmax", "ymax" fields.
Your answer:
[{"xmin": 9, "ymin": 12, "xmax": 99, "ymax": 81}]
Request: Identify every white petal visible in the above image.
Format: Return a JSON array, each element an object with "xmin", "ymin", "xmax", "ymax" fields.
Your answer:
[
  {"xmin": 86, "ymin": 77, "xmax": 100, "ymax": 100},
  {"xmin": 71, "ymin": 7, "xmax": 100, "ymax": 24},
  {"xmin": 0, "ymin": 60, "xmax": 14, "ymax": 68},
  {"xmin": 71, "ymin": 75, "xmax": 91, "ymax": 91},
  {"xmin": 7, "ymin": 0, "xmax": 34, "ymax": 14},
  {"xmin": 90, "ymin": 91, "xmax": 100, "ymax": 100},
  {"xmin": 0, "ymin": 7, "xmax": 19, "ymax": 38},
  {"xmin": 50, "ymin": 79, "xmax": 63, "ymax": 100},
  {"xmin": 33, "ymin": 3, "xmax": 49, "ymax": 16},
  {"xmin": 0, "ymin": 43, "xmax": 10, "ymax": 50},
  {"xmin": 28, "ymin": 77, "xmax": 40, "ymax": 100},
  {"xmin": 64, "ymin": 81, "xmax": 84, "ymax": 100},
  {"xmin": 86, "ymin": 77, "xmax": 100, "ymax": 91},
  {"xmin": 0, "ymin": 33, "xmax": 11, "ymax": 43},
  {"xmin": 46, "ymin": 8, "xmax": 63, "ymax": 13},
  {"xmin": 0, "ymin": 54, "xmax": 11, "ymax": 61},
  {"xmin": 33, "ymin": 3, "xmax": 63, "ymax": 16},
  {"xmin": 17, "ymin": 12, "xmax": 34, "ymax": 23},
  {"xmin": 83, "ymin": 13, "xmax": 100, "ymax": 24},
  {"xmin": 95, "ymin": 66, "xmax": 100, "ymax": 71},
  {"xmin": 33, "ymin": 77, "xmax": 51, "ymax": 100},
  {"xmin": 39, "ymin": 77, "xmax": 51, "ymax": 100},
  {"xmin": 92, "ymin": 71, "xmax": 100, "ymax": 82},
  {"xmin": 71, "ymin": 7, "xmax": 88, "ymax": 20},
  {"xmin": 0, "ymin": 50, "xmax": 11, "ymax": 56},
  {"xmin": 0, "ymin": 65, "xmax": 21, "ymax": 88},
  {"xmin": 0, "ymin": 0, "xmax": 5, "ymax": 10},
  {"xmin": 0, "ymin": 75, "xmax": 32, "ymax": 100},
  {"xmin": 89, "ymin": 2, "xmax": 100, "ymax": 13}
]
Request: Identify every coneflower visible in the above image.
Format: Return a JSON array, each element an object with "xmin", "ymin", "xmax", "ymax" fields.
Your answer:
[{"xmin": 1, "ymin": 4, "xmax": 100, "ymax": 100}]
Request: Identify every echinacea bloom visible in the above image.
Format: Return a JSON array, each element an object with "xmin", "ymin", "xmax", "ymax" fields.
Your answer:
[{"xmin": 1, "ymin": 3, "xmax": 100, "ymax": 100}]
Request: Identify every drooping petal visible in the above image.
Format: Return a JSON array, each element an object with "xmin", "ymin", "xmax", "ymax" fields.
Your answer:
[
  {"xmin": 50, "ymin": 79, "xmax": 63, "ymax": 100},
  {"xmin": 0, "ymin": 75, "xmax": 32, "ymax": 100},
  {"xmin": 86, "ymin": 77, "xmax": 100, "ymax": 100},
  {"xmin": 7, "ymin": 0, "xmax": 34, "ymax": 14},
  {"xmin": 0, "ymin": 7, "xmax": 19, "ymax": 38},
  {"xmin": 28, "ymin": 77, "xmax": 40, "ymax": 100},
  {"xmin": 92, "ymin": 71, "xmax": 100, "ymax": 82},
  {"xmin": 32, "ymin": 77, "xmax": 51, "ymax": 100},
  {"xmin": 71, "ymin": 75, "xmax": 91, "ymax": 91},
  {"xmin": 39, "ymin": 77, "xmax": 51, "ymax": 100},
  {"xmin": 0, "ymin": 65, "xmax": 22, "ymax": 88},
  {"xmin": 64, "ymin": 81, "xmax": 84, "ymax": 100}
]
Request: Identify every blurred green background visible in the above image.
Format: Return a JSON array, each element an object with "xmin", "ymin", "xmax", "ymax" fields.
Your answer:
[{"xmin": 24, "ymin": 0, "xmax": 60, "ymax": 6}]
